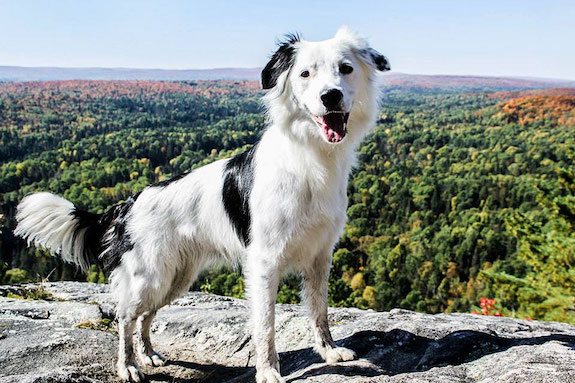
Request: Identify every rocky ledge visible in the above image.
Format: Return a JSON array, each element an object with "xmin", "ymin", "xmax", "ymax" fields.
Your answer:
[{"xmin": 1, "ymin": 282, "xmax": 574, "ymax": 382}]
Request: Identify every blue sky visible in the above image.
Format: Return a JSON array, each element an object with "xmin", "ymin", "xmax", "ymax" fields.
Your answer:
[{"xmin": 1, "ymin": 0, "xmax": 574, "ymax": 79}]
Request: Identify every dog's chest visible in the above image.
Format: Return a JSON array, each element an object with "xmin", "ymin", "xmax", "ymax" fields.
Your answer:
[
  {"xmin": 249, "ymin": 137, "xmax": 352, "ymax": 254},
  {"xmin": 282, "ymin": 177, "xmax": 348, "ymax": 259},
  {"xmin": 252, "ymin": 165, "xmax": 347, "ymax": 243}
]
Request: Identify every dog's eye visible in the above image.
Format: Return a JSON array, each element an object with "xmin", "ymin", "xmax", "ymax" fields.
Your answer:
[
  {"xmin": 300, "ymin": 70, "xmax": 310, "ymax": 78},
  {"xmin": 339, "ymin": 64, "xmax": 354, "ymax": 75}
]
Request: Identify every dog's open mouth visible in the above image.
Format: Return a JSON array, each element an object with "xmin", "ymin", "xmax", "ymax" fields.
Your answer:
[{"xmin": 312, "ymin": 112, "xmax": 349, "ymax": 143}]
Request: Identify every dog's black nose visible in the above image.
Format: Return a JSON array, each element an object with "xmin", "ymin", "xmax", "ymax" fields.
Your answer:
[{"xmin": 320, "ymin": 89, "xmax": 343, "ymax": 110}]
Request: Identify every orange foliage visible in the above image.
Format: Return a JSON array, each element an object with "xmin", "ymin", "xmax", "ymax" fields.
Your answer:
[
  {"xmin": 499, "ymin": 94, "xmax": 575, "ymax": 126},
  {"xmin": 490, "ymin": 88, "xmax": 575, "ymax": 99},
  {"xmin": 471, "ymin": 297, "xmax": 501, "ymax": 317},
  {"xmin": 0, "ymin": 80, "xmax": 261, "ymax": 100}
]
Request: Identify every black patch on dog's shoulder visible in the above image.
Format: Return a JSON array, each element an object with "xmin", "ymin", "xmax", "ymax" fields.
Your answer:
[
  {"xmin": 222, "ymin": 145, "xmax": 257, "ymax": 246},
  {"xmin": 261, "ymin": 33, "xmax": 300, "ymax": 90}
]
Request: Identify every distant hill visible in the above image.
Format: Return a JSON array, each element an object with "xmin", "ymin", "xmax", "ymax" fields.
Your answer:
[
  {"xmin": 1, "ymin": 65, "xmax": 574, "ymax": 90},
  {"xmin": 378, "ymin": 72, "xmax": 575, "ymax": 91},
  {"xmin": 0, "ymin": 66, "xmax": 261, "ymax": 82}
]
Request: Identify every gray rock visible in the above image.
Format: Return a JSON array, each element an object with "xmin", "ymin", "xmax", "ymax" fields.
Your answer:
[
  {"xmin": 0, "ymin": 369, "xmax": 102, "ymax": 383},
  {"xmin": 1, "ymin": 282, "xmax": 574, "ymax": 382}
]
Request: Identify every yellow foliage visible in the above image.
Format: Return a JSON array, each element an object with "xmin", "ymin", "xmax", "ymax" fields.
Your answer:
[
  {"xmin": 350, "ymin": 272, "xmax": 366, "ymax": 292},
  {"xmin": 15, "ymin": 163, "xmax": 25, "ymax": 177},
  {"xmin": 362, "ymin": 286, "xmax": 377, "ymax": 309},
  {"xmin": 451, "ymin": 196, "xmax": 458, "ymax": 211},
  {"xmin": 418, "ymin": 261, "xmax": 433, "ymax": 279},
  {"xmin": 446, "ymin": 262, "xmax": 458, "ymax": 279},
  {"xmin": 341, "ymin": 269, "xmax": 354, "ymax": 284}
]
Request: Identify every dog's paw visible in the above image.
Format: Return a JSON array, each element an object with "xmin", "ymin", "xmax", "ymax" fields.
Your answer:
[
  {"xmin": 117, "ymin": 361, "xmax": 144, "ymax": 382},
  {"xmin": 325, "ymin": 347, "xmax": 357, "ymax": 364},
  {"xmin": 138, "ymin": 350, "xmax": 166, "ymax": 367},
  {"xmin": 256, "ymin": 367, "xmax": 285, "ymax": 383}
]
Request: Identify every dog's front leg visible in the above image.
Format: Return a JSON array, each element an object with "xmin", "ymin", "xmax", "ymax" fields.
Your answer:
[
  {"xmin": 246, "ymin": 255, "xmax": 284, "ymax": 383},
  {"xmin": 302, "ymin": 252, "xmax": 357, "ymax": 364}
]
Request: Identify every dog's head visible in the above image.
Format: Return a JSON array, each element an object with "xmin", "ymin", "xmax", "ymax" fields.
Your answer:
[{"xmin": 262, "ymin": 27, "xmax": 389, "ymax": 146}]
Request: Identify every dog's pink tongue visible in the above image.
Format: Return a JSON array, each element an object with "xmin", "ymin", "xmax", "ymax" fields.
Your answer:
[{"xmin": 323, "ymin": 113, "xmax": 346, "ymax": 143}]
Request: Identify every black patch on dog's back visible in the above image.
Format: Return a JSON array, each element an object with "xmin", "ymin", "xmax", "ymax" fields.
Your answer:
[
  {"xmin": 71, "ymin": 208, "xmax": 105, "ymax": 267},
  {"xmin": 261, "ymin": 33, "xmax": 300, "ymax": 90},
  {"xmin": 222, "ymin": 146, "xmax": 257, "ymax": 246},
  {"xmin": 98, "ymin": 192, "xmax": 140, "ymax": 273},
  {"xmin": 71, "ymin": 192, "xmax": 141, "ymax": 275}
]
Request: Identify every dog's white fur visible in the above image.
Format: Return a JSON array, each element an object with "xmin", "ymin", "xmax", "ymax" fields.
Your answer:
[{"xmin": 15, "ymin": 27, "xmax": 388, "ymax": 383}]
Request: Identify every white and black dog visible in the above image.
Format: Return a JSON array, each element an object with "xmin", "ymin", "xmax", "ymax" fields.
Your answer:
[{"xmin": 15, "ymin": 27, "xmax": 389, "ymax": 383}]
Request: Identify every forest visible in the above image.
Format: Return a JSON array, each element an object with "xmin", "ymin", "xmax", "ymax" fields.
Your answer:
[{"xmin": 1, "ymin": 80, "xmax": 574, "ymax": 324}]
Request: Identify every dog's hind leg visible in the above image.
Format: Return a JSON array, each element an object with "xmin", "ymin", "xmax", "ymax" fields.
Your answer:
[
  {"xmin": 113, "ymin": 265, "xmax": 154, "ymax": 382},
  {"xmin": 301, "ymin": 251, "xmax": 356, "ymax": 364},
  {"xmin": 116, "ymin": 313, "xmax": 144, "ymax": 382},
  {"xmin": 135, "ymin": 310, "xmax": 166, "ymax": 367}
]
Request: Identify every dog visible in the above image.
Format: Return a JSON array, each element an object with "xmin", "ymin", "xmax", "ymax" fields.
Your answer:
[{"xmin": 15, "ymin": 26, "xmax": 389, "ymax": 383}]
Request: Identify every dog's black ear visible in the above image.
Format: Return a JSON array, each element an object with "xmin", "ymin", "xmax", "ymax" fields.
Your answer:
[
  {"xmin": 360, "ymin": 48, "xmax": 391, "ymax": 72},
  {"xmin": 261, "ymin": 34, "xmax": 300, "ymax": 90}
]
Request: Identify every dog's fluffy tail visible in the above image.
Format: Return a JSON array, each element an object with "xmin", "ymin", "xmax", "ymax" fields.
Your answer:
[{"xmin": 15, "ymin": 192, "xmax": 103, "ymax": 272}]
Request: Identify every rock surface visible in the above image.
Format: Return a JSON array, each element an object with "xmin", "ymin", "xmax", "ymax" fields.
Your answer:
[{"xmin": 1, "ymin": 282, "xmax": 574, "ymax": 382}]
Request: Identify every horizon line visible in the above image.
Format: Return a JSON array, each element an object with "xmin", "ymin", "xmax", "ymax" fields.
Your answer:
[{"xmin": 1, "ymin": 64, "xmax": 574, "ymax": 83}]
